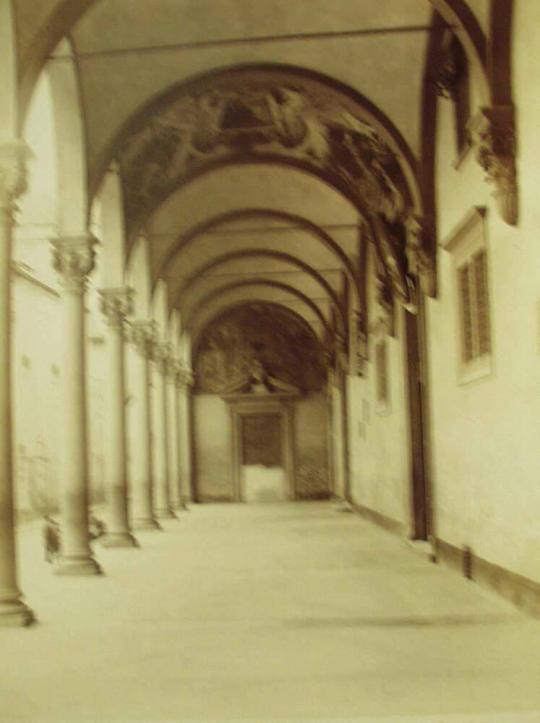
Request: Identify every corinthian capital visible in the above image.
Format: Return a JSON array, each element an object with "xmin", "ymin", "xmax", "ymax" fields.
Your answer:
[
  {"xmin": 51, "ymin": 234, "xmax": 97, "ymax": 292},
  {"xmin": 176, "ymin": 364, "xmax": 194, "ymax": 388},
  {"xmin": 0, "ymin": 141, "xmax": 32, "ymax": 209},
  {"xmin": 99, "ymin": 287, "xmax": 134, "ymax": 328},
  {"xmin": 470, "ymin": 105, "xmax": 518, "ymax": 226},
  {"xmin": 153, "ymin": 341, "xmax": 174, "ymax": 374},
  {"xmin": 130, "ymin": 320, "xmax": 158, "ymax": 359}
]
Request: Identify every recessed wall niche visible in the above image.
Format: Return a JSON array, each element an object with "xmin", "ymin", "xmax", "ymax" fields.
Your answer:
[{"xmin": 194, "ymin": 302, "xmax": 325, "ymax": 394}]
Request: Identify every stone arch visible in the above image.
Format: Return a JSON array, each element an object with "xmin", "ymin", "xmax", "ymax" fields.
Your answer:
[
  {"xmin": 429, "ymin": 0, "xmax": 489, "ymax": 101},
  {"xmin": 16, "ymin": 1, "xmax": 491, "ymax": 127},
  {"xmin": 140, "ymin": 159, "xmax": 412, "ymax": 306},
  {"xmin": 190, "ymin": 299, "xmax": 324, "ymax": 361},
  {"xmin": 155, "ymin": 207, "xmax": 360, "ymax": 304},
  {"xmin": 47, "ymin": 37, "xmax": 89, "ymax": 236},
  {"xmin": 172, "ymin": 248, "xmax": 346, "ymax": 332},
  {"xmin": 18, "ymin": 0, "xmax": 96, "ymax": 124},
  {"xmin": 92, "ymin": 163, "xmax": 128, "ymax": 287},
  {"xmin": 90, "ymin": 62, "xmax": 421, "ymax": 214},
  {"xmin": 184, "ymin": 279, "xmax": 331, "ymax": 338},
  {"xmin": 152, "ymin": 278, "xmax": 170, "ymax": 337},
  {"xmin": 126, "ymin": 233, "xmax": 152, "ymax": 320}
]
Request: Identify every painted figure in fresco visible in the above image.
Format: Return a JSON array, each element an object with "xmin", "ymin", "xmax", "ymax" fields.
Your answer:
[
  {"xmin": 195, "ymin": 304, "xmax": 325, "ymax": 394},
  {"xmin": 120, "ymin": 78, "xmax": 408, "ymax": 237}
]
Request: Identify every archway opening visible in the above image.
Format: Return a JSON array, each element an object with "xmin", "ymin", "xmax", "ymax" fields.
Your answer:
[{"xmin": 191, "ymin": 302, "xmax": 330, "ymax": 503}]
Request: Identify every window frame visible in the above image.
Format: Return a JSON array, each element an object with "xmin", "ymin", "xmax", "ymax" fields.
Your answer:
[{"xmin": 441, "ymin": 207, "xmax": 494, "ymax": 385}]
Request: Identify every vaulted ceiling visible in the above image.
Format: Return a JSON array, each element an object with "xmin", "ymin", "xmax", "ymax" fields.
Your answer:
[{"xmin": 14, "ymin": 0, "xmax": 492, "ymax": 346}]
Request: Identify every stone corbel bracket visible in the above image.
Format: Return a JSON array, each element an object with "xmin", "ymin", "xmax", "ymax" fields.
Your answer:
[
  {"xmin": 405, "ymin": 214, "xmax": 437, "ymax": 299},
  {"xmin": 470, "ymin": 105, "xmax": 518, "ymax": 226}
]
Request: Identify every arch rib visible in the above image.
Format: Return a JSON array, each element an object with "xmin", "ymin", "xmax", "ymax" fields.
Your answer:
[{"xmin": 172, "ymin": 248, "xmax": 346, "ymax": 331}]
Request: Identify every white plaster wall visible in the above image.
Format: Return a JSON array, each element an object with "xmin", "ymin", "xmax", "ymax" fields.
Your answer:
[
  {"xmin": 193, "ymin": 395, "xmax": 233, "ymax": 501},
  {"xmin": 295, "ymin": 393, "xmax": 330, "ymax": 498},
  {"xmin": 347, "ymin": 279, "xmax": 410, "ymax": 529},
  {"xmin": 330, "ymin": 379, "xmax": 346, "ymax": 499},
  {"xmin": 425, "ymin": 1, "xmax": 540, "ymax": 582},
  {"xmin": 12, "ymin": 68, "xmax": 108, "ymax": 514},
  {"xmin": 12, "ymin": 278, "xmax": 63, "ymax": 513},
  {"xmin": 12, "ymin": 273, "xmax": 108, "ymax": 513}
]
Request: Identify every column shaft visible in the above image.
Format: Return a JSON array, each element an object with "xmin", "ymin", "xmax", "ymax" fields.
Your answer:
[
  {"xmin": 178, "ymin": 378, "xmax": 194, "ymax": 505},
  {"xmin": 153, "ymin": 347, "xmax": 175, "ymax": 518},
  {"xmin": 100, "ymin": 289, "xmax": 137, "ymax": 547},
  {"xmin": 0, "ymin": 144, "xmax": 34, "ymax": 624},
  {"xmin": 167, "ymin": 371, "xmax": 181, "ymax": 510},
  {"xmin": 130, "ymin": 322, "xmax": 160, "ymax": 530},
  {"xmin": 53, "ymin": 236, "xmax": 101, "ymax": 575}
]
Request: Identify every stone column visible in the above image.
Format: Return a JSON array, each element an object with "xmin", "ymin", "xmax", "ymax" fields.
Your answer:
[
  {"xmin": 167, "ymin": 360, "xmax": 182, "ymax": 510},
  {"xmin": 99, "ymin": 288, "xmax": 138, "ymax": 547},
  {"xmin": 178, "ymin": 368, "xmax": 195, "ymax": 505},
  {"xmin": 175, "ymin": 366, "xmax": 193, "ymax": 509},
  {"xmin": 129, "ymin": 321, "xmax": 160, "ymax": 530},
  {"xmin": 0, "ymin": 142, "xmax": 34, "ymax": 625},
  {"xmin": 153, "ymin": 343, "xmax": 176, "ymax": 519},
  {"xmin": 51, "ymin": 234, "xmax": 102, "ymax": 575}
]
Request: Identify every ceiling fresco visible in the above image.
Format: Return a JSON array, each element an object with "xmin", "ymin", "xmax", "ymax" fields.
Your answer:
[
  {"xmin": 117, "ymin": 68, "xmax": 409, "ymax": 239},
  {"xmin": 193, "ymin": 302, "xmax": 325, "ymax": 394}
]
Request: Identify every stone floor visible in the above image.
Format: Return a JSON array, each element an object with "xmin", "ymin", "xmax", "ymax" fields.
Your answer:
[{"xmin": 2, "ymin": 502, "xmax": 540, "ymax": 722}]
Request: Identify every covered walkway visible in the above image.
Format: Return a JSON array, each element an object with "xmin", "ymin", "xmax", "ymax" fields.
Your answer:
[{"xmin": 3, "ymin": 503, "xmax": 540, "ymax": 722}]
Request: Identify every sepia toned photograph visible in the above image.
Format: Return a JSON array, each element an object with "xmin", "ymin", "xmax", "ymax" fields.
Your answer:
[{"xmin": 1, "ymin": 1, "xmax": 540, "ymax": 721}]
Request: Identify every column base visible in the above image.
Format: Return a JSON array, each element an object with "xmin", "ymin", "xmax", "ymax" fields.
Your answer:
[
  {"xmin": 0, "ymin": 599, "xmax": 35, "ymax": 627},
  {"xmin": 133, "ymin": 517, "xmax": 162, "ymax": 531},
  {"xmin": 154, "ymin": 508, "xmax": 177, "ymax": 519},
  {"xmin": 100, "ymin": 532, "xmax": 139, "ymax": 548},
  {"xmin": 54, "ymin": 555, "xmax": 103, "ymax": 576},
  {"xmin": 174, "ymin": 498, "xmax": 190, "ymax": 511}
]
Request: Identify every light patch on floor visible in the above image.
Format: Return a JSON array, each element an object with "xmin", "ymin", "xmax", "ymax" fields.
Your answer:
[{"xmin": 2, "ymin": 502, "xmax": 540, "ymax": 722}]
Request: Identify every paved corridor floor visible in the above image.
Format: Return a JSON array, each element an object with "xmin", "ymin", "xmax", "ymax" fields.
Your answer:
[{"xmin": 2, "ymin": 502, "xmax": 540, "ymax": 722}]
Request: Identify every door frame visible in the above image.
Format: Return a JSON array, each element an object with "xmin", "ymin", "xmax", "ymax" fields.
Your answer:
[{"xmin": 226, "ymin": 395, "xmax": 297, "ymax": 502}]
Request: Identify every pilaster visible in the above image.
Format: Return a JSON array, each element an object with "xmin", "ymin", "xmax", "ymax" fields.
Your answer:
[
  {"xmin": 129, "ymin": 321, "xmax": 161, "ymax": 530},
  {"xmin": 99, "ymin": 287, "xmax": 138, "ymax": 548},
  {"xmin": 51, "ymin": 232, "xmax": 102, "ymax": 576},
  {"xmin": 152, "ymin": 341, "xmax": 176, "ymax": 519}
]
